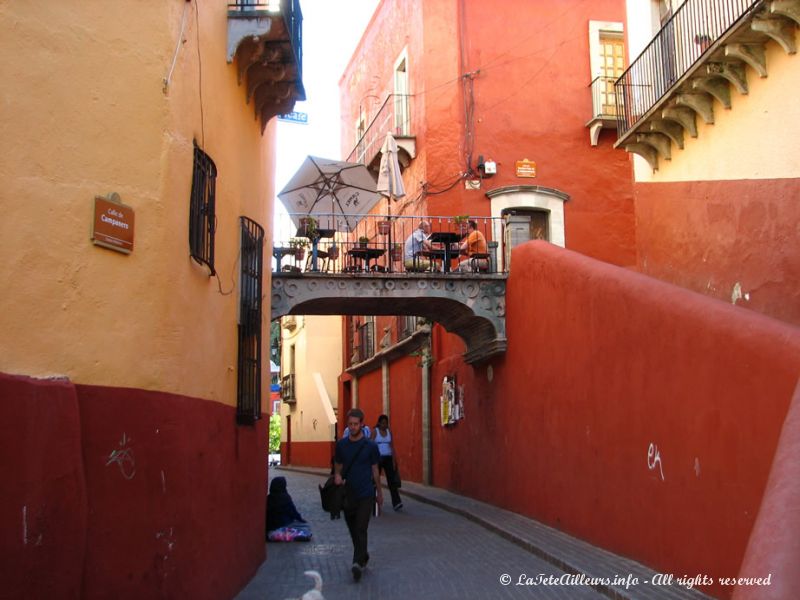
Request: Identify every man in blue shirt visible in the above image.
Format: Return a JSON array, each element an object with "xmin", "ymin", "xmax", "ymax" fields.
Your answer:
[
  {"xmin": 403, "ymin": 220, "xmax": 432, "ymax": 272},
  {"xmin": 334, "ymin": 408, "xmax": 382, "ymax": 582}
]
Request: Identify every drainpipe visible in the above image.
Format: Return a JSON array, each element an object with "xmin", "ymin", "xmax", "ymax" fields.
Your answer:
[
  {"xmin": 352, "ymin": 376, "xmax": 359, "ymax": 409},
  {"xmin": 421, "ymin": 338, "xmax": 432, "ymax": 485},
  {"xmin": 382, "ymin": 358, "xmax": 390, "ymax": 416}
]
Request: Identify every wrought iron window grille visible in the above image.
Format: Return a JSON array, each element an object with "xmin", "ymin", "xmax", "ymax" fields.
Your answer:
[
  {"xmin": 237, "ymin": 216, "xmax": 265, "ymax": 425},
  {"xmin": 189, "ymin": 143, "xmax": 217, "ymax": 275}
]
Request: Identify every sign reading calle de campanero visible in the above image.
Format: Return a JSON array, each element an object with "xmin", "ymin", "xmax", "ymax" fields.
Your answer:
[
  {"xmin": 92, "ymin": 194, "xmax": 134, "ymax": 254},
  {"xmin": 515, "ymin": 159, "xmax": 537, "ymax": 178}
]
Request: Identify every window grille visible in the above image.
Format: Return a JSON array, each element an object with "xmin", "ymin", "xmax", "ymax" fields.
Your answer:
[
  {"xmin": 280, "ymin": 373, "xmax": 296, "ymax": 403},
  {"xmin": 237, "ymin": 216, "xmax": 264, "ymax": 425},
  {"xmin": 398, "ymin": 315, "xmax": 417, "ymax": 341},
  {"xmin": 189, "ymin": 143, "xmax": 217, "ymax": 275},
  {"xmin": 358, "ymin": 318, "xmax": 375, "ymax": 361}
]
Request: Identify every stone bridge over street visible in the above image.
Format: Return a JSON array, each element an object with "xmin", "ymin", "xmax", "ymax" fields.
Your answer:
[{"xmin": 270, "ymin": 272, "xmax": 508, "ymax": 364}]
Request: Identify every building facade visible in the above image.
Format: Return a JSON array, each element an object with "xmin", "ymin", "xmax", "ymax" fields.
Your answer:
[{"xmin": 0, "ymin": 1, "xmax": 303, "ymax": 597}]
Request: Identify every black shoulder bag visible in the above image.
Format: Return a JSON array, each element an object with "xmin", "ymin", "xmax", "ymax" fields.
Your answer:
[{"xmin": 319, "ymin": 440, "xmax": 367, "ymax": 514}]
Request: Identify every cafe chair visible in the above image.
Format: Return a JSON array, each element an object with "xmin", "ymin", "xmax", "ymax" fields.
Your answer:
[{"xmin": 469, "ymin": 252, "xmax": 491, "ymax": 273}]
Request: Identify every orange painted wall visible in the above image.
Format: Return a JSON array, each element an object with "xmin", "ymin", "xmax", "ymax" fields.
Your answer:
[
  {"xmin": 388, "ymin": 355, "xmax": 424, "ymax": 483},
  {"xmin": 635, "ymin": 178, "xmax": 800, "ymax": 327},
  {"xmin": 283, "ymin": 441, "xmax": 335, "ymax": 469},
  {"xmin": 356, "ymin": 371, "xmax": 383, "ymax": 428},
  {"xmin": 430, "ymin": 241, "xmax": 800, "ymax": 597}
]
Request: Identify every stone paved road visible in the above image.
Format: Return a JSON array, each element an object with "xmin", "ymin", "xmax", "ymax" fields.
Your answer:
[{"xmin": 236, "ymin": 470, "xmax": 606, "ymax": 600}]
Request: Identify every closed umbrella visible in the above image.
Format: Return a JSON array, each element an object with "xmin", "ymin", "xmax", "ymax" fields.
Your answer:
[{"xmin": 376, "ymin": 132, "xmax": 406, "ymax": 271}]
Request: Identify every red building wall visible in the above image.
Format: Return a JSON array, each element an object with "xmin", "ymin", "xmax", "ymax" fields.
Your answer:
[
  {"xmin": 340, "ymin": 0, "xmax": 636, "ymax": 267},
  {"xmin": 388, "ymin": 355, "xmax": 424, "ymax": 482},
  {"xmin": 635, "ymin": 178, "xmax": 800, "ymax": 326},
  {"xmin": 430, "ymin": 241, "xmax": 800, "ymax": 598},
  {"xmin": 0, "ymin": 374, "xmax": 267, "ymax": 599}
]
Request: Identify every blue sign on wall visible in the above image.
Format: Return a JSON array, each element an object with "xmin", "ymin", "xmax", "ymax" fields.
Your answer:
[{"xmin": 278, "ymin": 111, "xmax": 309, "ymax": 124}]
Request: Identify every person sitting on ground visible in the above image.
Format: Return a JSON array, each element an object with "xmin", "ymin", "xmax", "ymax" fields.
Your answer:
[
  {"xmin": 266, "ymin": 476, "xmax": 312, "ymax": 541},
  {"xmin": 404, "ymin": 220, "xmax": 432, "ymax": 272},
  {"xmin": 457, "ymin": 220, "xmax": 489, "ymax": 272}
]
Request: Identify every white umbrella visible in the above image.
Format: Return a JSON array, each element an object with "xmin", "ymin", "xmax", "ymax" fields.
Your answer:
[
  {"xmin": 376, "ymin": 132, "xmax": 406, "ymax": 271},
  {"xmin": 278, "ymin": 156, "xmax": 380, "ymax": 232},
  {"xmin": 377, "ymin": 132, "xmax": 406, "ymax": 201}
]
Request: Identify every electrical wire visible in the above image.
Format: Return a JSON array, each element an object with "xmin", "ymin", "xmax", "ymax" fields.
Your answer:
[
  {"xmin": 193, "ymin": 0, "xmax": 205, "ymax": 150},
  {"xmin": 163, "ymin": 0, "xmax": 190, "ymax": 94}
]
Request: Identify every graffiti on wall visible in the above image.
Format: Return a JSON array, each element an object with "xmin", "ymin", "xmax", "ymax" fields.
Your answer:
[
  {"xmin": 647, "ymin": 442, "xmax": 665, "ymax": 481},
  {"xmin": 106, "ymin": 432, "xmax": 136, "ymax": 480}
]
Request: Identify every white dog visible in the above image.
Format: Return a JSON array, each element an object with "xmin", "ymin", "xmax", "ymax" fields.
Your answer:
[{"xmin": 286, "ymin": 570, "xmax": 324, "ymax": 600}]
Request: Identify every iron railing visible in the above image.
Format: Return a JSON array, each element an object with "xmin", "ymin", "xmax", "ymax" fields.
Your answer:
[
  {"xmin": 236, "ymin": 216, "xmax": 265, "ymax": 425},
  {"xmin": 614, "ymin": 0, "xmax": 761, "ymax": 141},
  {"xmin": 228, "ymin": 0, "xmax": 303, "ymax": 96},
  {"xmin": 346, "ymin": 94, "xmax": 414, "ymax": 164},
  {"xmin": 272, "ymin": 212, "xmax": 507, "ymax": 275},
  {"xmin": 398, "ymin": 315, "xmax": 418, "ymax": 341},
  {"xmin": 589, "ymin": 76, "xmax": 619, "ymax": 119}
]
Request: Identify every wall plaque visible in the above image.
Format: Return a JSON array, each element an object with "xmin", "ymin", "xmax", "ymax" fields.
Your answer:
[
  {"xmin": 92, "ymin": 193, "xmax": 134, "ymax": 254},
  {"xmin": 515, "ymin": 159, "xmax": 537, "ymax": 178}
]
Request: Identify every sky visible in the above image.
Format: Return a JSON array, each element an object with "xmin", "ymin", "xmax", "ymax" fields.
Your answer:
[{"xmin": 273, "ymin": 0, "xmax": 379, "ymax": 239}]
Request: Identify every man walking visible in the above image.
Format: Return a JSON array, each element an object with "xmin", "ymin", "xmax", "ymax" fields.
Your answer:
[{"xmin": 334, "ymin": 408, "xmax": 383, "ymax": 582}]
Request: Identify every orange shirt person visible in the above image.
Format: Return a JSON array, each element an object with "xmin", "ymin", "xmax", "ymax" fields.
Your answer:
[{"xmin": 457, "ymin": 220, "xmax": 488, "ymax": 272}]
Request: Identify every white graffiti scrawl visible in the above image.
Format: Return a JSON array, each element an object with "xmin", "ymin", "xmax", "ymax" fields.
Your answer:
[
  {"xmin": 105, "ymin": 432, "xmax": 136, "ymax": 480},
  {"xmin": 647, "ymin": 442, "xmax": 665, "ymax": 481}
]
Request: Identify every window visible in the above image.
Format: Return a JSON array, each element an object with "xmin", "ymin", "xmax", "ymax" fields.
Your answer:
[
  {"xmin": 357, "ymin": 316, "xmax": 375, "ymax": 361},
  {"xmin": 236, "ymin": 216, "xmax": 264, "ymax": 425},
  {"xmin": 393, "ymin": 50, "xmax": 410, "ymax": 135},
  {"xmin": 398, "ymin": 315, "xmax": 417, "ymax": 341},
  {"xmin": 189, "ymin": 143, "xmax": 217, "ymax": 275}
]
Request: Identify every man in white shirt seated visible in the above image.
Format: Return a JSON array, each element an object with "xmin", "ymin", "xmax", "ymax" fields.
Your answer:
[{"xmin": 403, "ymin": 220, "xmax": 432, "ymax": 272}]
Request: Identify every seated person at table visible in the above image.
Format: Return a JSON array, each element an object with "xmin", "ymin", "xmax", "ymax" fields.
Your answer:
[
  {"xmin": 457, "ymin": 220, "xmax": 489, "ymax": 272},
  {"xmin": 404, "ymin": 220, "xmax": 432, "ymax": 271}
]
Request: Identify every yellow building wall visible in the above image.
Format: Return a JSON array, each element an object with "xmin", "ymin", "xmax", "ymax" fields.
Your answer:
[
  {"xmin": 0, "ymin": 1, "xmax": 275, "ymax": 406},
  {"xmin": 281, "ymin": 315, "xmax": 342, "ymax": 444},
  {"xmin": 632, "ymin": 29, "xmax": 800, "ymax": 182}
]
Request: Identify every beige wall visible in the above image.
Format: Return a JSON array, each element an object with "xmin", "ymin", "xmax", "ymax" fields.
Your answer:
[
  {"xmin": 0, "ymin": 1, "xmax": 276, "ymax": 406},
  {"xmin": 281, "ymin": 315, "xmax": 342, "ymax": 443}
]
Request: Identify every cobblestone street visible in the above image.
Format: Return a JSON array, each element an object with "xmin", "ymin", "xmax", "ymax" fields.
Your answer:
[{"xmin": 237, "ymin": 470, "xmax": 606, "ymax": 600}]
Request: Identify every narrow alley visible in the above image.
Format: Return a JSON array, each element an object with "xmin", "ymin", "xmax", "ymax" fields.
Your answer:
[{"xmin": 237, "ymin": 470, "xmax": 711, "ymax": 600}]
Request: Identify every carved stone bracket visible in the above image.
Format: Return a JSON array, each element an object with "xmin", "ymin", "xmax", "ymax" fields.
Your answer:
[
  {"xmin": 636, "ymin": 132, "xmax": 672, "ymax": 161},
  {"xmin": 725, "ymin": 43, "xmax": 768, "ymax": 77},
  {"xmin": 662, "ymin": 106, "xmax": 698, "ymax": 138},
  {"xmin": 623, "ymin": 142, "xmax": 659, "ymax": 171},
  {"xmin": 692, "ymin": 77, "xmax": 732, "ymax": 109},
  {"xmin": 769, "ymin": 0, "xmax": 800, "ymax": 28},
  {"xmin": 751, "ymin": 16, "xmax": 797, "ymax": 54},
  {"xmin": 649, "ymin": 119, "xmax": 685, "ymax": 149},
  {"xmin": 706, "ymin": 62, "xmax": 749, "ymax": 95},
  {"xmin": 676, "ymin": 93, "xmax": 715, "ymax": 124},
  {"xmin": 271, "ymin": 273, "xmax": 508, "ymax": 364}
]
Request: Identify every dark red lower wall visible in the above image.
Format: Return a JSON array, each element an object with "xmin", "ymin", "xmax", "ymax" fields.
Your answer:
[
  {"xmin": 430, "ymin": 241, "xmax": 800, "ymax": 598},
  {"xmin": 0, "ymin": 374, "xmax": 267, "ymax": 599},
  {"xmin": 282, "ymin": 440, "xmax": 334, "ymax": 469},
  {"xmin": 635, "ymin": 177, "xmax": 800, "ymax": 326},
  {"xmin": 0, "ymin": 374, "xmax": 87, "ymax": 599},
  {"xmin": 388, "ymin": 356, "xmax": 423, "ymax": 483},
  {"xmin": 355, "ymin": 371, "xmax": 383, "ymax": 429}
]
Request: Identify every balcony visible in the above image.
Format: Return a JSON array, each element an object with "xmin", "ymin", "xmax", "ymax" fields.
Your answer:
[
  {"xmin": 614, "ymin": 0, "xmax": 800, "ymax": 169},
  {"xmin": 227, "ymin": 0, "xmax": 306, "ymax": 132},
  {"xmin": 280, "ymin": 373, "xmax": 295, "ymax": 403},
  {"xmin": 346, "ymin": 94, "xmax": 416, "ymax": 174},
  {"xmin": 586, "ymin": 76, "xmax": 620, "ymax": 146}
]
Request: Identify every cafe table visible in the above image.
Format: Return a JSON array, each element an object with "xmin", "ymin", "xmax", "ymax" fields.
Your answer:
[
  {"xmin": 346, "ymin": 246, "xmax": 386, "ymax": 272},
  {"xmin": 296, "ymin": 227, "xmax": 336, "ymax": 272},
  {"xmin": 272, "ymin": 246, "xmax": 297, "ymax": 272},
  {"xmin": 427, "ymin": 231, "xmax": 463, "ymax": 273}
]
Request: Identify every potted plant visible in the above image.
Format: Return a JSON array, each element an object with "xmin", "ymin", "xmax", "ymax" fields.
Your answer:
[
  {"xmin": 358, "ymin": 236, "xmax": 370, "ymax": 248},
  {"xmin": 453, "ymin": 214, "xmax": 470, "ymax": 233},
  {"xmin": 298, "ymin": 216, "xmax": 318, "ymax": 239},
  {"xmin": 288, "ymin": 237, "xmax": 308, "ymax": 260},
  {"xmin": 377, "ymin": 220, "xmax": 392, "ymax": 235},
  {"xmin": 390, "ymin": 242, "xmax": 403, "ymax": 262}
]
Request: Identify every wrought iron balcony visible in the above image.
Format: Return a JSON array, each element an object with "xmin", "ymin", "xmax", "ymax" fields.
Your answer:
[
  {"xmin": 280, "ymin": 373, "xmax": 295, "ymax": 402},
  {"xmin": 346, "ymin": 94, "xmax": 416, "ymax": 173},
  {"xmin": 227, "ymin": 0, "xmax": 305, "ymax": 132},
  {"xmin": 586, "ymin": 76, "xmax": 620, "ymax": 146},
  {"xmin": 614, "ymin": 0, "xmax": 800, "ymax": 169}
]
